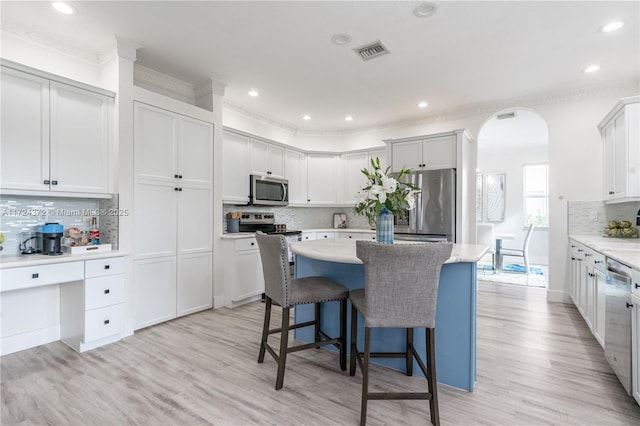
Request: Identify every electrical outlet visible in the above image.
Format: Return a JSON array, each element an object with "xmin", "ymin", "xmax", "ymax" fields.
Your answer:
[{"xmin": 589, "ymin": 211, "xmax": 598, "ymax": 222}]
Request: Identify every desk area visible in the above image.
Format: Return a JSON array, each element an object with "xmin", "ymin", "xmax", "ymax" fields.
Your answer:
[{"xmin": 290, "ymin": 238, "xmax": 487, "ymax": 392}]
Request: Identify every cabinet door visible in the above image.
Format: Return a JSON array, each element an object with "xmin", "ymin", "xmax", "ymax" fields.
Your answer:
[
  {"xmin": 178, "ymin": 116, "xmax": 212, "ymax": 186},
  {"xmin": 301, "ymin": 232, "xmax": 316, "ymax": 241},
  {"xmin": 307, "ymin": 154, "xmax": 337, "ymax": 204},
  {"xmin": 177, "ymin": 185, "xmax": 212, "ymax": 254},
  {"xmin": 134, "ymin": 257, "xmax": 177, "ymax": 329},
  {"xmin": 339, "ymin": 152, "xmax": 368, "ymax": 205},
  {"xmin": 613, "ymin": 113, "xmax": 628, "ymax": 198},
  {"xmin": 392, "ymin": 139, "xmax": 422, "ymax": 171},
  {"xmin": 249, "ymin": 139, "xmax": 269, "ymax": 176},
  {"xmin": 222, "ymin": 131, "xmax": 250, "ymax": 203},
  {"xmin": 584, "ymin": 263, "xmax": 595, "ymax": 330},
  {"xmin": 134, "ymin": 102, "xmax": 177, "ymax": 182},
  {"xmin": 50, "ymin": 82, "xmax": 110, "ymax": 194},
  {"xmin": 603, "ymin": 122, "xmax": 616, "ymax": 199},
  {"xmin": 285, "ymin": 149, "xmax": 307, "ymax": 205},
  {"xmin": 0, "ymin": 67, "xmax": 50, "ymax": 191},
  {"xmin": 594, "ymin": 267, "xmax": 607, "ymax": 347},
  {"xmin": 233, "ymin": 249, "xmax": 265, "ymax": 302},
  {"xmin": 267, "ymin": 144, "xmax": 285, "ymax": 178},
  {"xmin": 177, "ymin": 251, "xmax": 212, "ymax": 316},
  {"xmin": 632, "ymin": 293, "xmax": 640, "ymax": 405},
  {"xmin": 134, "ymin": 181, "xmax": 177, "ymax": 259},
  {"xmin": 422, "ymin": 135, "xmax": 456, "ymax": 170}
]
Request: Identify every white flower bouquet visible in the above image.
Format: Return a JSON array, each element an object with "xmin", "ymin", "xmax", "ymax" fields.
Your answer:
[{"xmin": 354, "ymin": 158, "xmax": 420, "ymax": 226}]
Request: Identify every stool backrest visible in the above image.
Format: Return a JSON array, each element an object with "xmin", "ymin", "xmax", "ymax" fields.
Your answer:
[
  {"xmin": 255, "ymin": 231, "xmax": 291, "ymax": 307},
  {"xmin": 356, "ymin": 241, "xmax": 453, "ymax": 328}
]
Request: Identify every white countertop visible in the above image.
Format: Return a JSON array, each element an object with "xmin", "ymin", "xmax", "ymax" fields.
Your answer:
[
  {"xmin": 290, "ymin": 238, "xmax": 487, "ymax": 265},
  {"xmin": 569, "ymin": 234, "xmax": 640, "ymax": 270},
  {"xmin": 0, "ymin": 251, "xmax": 129, "ymax": 269}
]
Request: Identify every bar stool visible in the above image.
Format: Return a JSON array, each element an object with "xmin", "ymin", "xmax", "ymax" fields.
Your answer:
[
  {"xmin": 350, "ymin": 241, "xmax": 453, "ymax": 425},
  {"xmin": 255, "ymin": 231, "xmax": 349, "ymax": 390}
]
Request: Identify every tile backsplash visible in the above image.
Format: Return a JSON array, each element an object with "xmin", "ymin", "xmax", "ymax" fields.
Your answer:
[
  {"xmin": 223, "ymin": 205, "xmax": 371, "ymax": 231},
  {"xmin": 567, "ymin": 200, "xmax": 640, "ymax": 235},
  {"xmin": 0, "ymin": 195, "xmax": 119, "ymax": 256}
]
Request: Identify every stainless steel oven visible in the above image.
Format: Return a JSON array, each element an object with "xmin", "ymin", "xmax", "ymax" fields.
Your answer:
[
  {"xmin": 249, "ymin": 175, "xmax": 288, "ymax": 206},
  {"xmin": 605, "ymin": 258, "xmax": 632, "ymax": 395}
]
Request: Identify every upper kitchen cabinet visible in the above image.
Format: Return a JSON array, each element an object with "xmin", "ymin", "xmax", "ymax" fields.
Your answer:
[
  {"xmin": 222, "ymin": 129, "xmax": 251, "ymax": 203},
  {"xmin": 284, "ymin": 148, "xmax": 308, "ymax": 205},
  {"xmin": 599, "ymin": 96, "xmax": 640, "ymax": 203},
  {"xmin": 338, "ymin": 149, "xmax": 386, "ymax": 205},
  {"xmin": 388, "ymin": 134, "xmax": 456, "ymax": 172},
  {"xmin": 250, "ymin": 139, "xmax": 285, "ymax": 178},
  {"xmin": 307, "ymin": 153, "xmax": 338, "ymax": 205},
  {"xmin": 1, "ymin": 64, "xmax": 114, "ymax": 197}
]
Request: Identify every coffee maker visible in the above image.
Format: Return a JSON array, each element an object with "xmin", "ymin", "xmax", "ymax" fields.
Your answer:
[{"xmin": 37, "ymin": 223, "xmax": 64, "ymax": 255}]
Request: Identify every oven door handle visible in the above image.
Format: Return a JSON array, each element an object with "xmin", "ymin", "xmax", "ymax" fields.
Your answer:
[{"xmin": 607, "ymin": 269, "xmax": 632, "ymax": 284}]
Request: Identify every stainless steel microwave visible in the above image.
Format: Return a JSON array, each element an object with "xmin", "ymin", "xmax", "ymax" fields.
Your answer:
[{"xmin": 249, "ymin": 175, "xmax": 289, "ymax": 206}]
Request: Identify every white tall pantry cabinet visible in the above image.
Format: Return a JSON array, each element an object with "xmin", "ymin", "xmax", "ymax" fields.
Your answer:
[{"xmin": 133, "ymin": 102, "xmax": 213, "ymax": 330}]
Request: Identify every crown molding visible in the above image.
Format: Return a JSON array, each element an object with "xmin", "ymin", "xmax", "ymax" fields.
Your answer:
[
  {"xmin": 225, "ymin": 79, "xmax": 640, "ymax": 137},
  {"xmin": 134, "ymin": 64, "xmax": 195, "ymax": 104}
]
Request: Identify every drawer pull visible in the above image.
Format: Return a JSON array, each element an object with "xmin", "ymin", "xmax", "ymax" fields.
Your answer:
[
  {"xmin": 104, "ymin": 289, "xmax": 110, "ymax": 294},
  {"xmin": 251, "ymin": 242, "xmax": 255, "ymax": 246},
  {"xmin": 104, "ymin": 265, "xmax": 110, "ymax": 270},
  {"xmin": 104, "ymin": 319, "xmax": 110, "ymax": 325},
  {"xmin": 32, "ymin": 273, "xmax": 39, "ymax": 279}
]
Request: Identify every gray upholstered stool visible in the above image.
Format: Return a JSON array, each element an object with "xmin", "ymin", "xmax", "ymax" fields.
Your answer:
[
  {"xmin": 255, "ymin": 231, "xmax": 349, "ymax": 390},
  {"xmin": 350, "ymin": 241, "xmax": 453, "ymax": 426}
]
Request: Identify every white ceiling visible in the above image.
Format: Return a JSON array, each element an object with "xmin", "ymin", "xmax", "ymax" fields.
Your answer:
[
  {"xmin": 479, "ymin": 109, "xmax": 549, "ymax": 149},
  {"xmin": 2, "ymin": 1, "xmax": 638, "ymax": 134}
]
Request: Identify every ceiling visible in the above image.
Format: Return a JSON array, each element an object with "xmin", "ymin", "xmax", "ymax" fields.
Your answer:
[{"xmin": 2, "ymin": 1, "xmax": 638, "ymax": 134}]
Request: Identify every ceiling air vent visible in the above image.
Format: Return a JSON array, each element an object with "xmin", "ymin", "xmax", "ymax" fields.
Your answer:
[
  {"xmin": 496, "ymin": 111, "xmax": 517, "ymax": 120},
  {"xmin": 354, "ymin": 41, "xmax": 390, "ymax": 61}
]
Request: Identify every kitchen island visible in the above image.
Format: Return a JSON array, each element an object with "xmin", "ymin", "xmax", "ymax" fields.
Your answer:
[{"xmin": 290, "ymin": 238, "xmax": 487, "ymax": 392}]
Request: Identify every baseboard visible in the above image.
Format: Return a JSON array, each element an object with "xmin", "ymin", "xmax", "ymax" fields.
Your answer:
[
  {"xmin": 1, "ymin": 325, "xmax": 60, "ymax": 356},
  {"xmin": 546, "ymin": 289, "xmax": 572, "ymax": 304}
]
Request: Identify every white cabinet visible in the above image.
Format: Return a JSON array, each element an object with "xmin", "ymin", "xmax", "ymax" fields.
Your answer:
[
  {"xmin": 250, "ymin": 139, "xmax": 285, "ymax": 178},
  {"xmin": 1, "ymin": 65, "xmax": 113, "ymax": 196},
  {"xmin": 599, "ymin": 96, "xmax": 640, "ymax": 202},
  {"xmin": 222, "ymin": 130, "xmax": 251, "ymax": 203},
  {"xmin": 339, "ymin": 151, "xmax": 368, "ymax": 205},
  {"xmin": 632, "ymin": 268, "xmax": 640, "ymax": 405},
  {"xmin": 133, "ymin": 102, "xmax": 213, "ymax": 330},
  {"xmin": 222, "ymin": 237, "xmax": 265, "ymax": 306},
  {"xmin": 301, "ymin": 232, "xmax": 317, "ymax": 241},
  {"xmin": 285, "ymin": 149, "xmax": 308, "ymax": 205},
  {"xmin": 316, "ymin": 231, "xmax": 336, "ymax": 239},
  {"xmin": 390, "ymin": 135, "xmax": 456, "ymax": 172},
  {"xmin": 307, "ymin": 153, "xmax": 338, "ymax": 204},
  {"xmin": 338, "ymin": 232, "xmax": 376, "ymax": 240}
]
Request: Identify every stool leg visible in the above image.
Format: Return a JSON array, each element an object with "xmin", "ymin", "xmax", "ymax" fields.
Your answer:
[
  {"xmin": 339, "ymin": 299, "xmax": 347, "ymax": 371},
  {"xmin": 426, "ymin": 328, "xmax": 439, "ymax": 426},
  {"xmin": 360, "ymin": 327, "xmax": 371, "ymax": 426},
  {"xmin": 258, "ymin": 297, "xmax": 272, "ymax": 363},
  {"xmin": 406, "ymin": 328, "xmax": 414, "ymax": 376},
  {"xmin": 350, "ymin": 304, "xmax": 358, "ymax": 376},
  {"xmin": 275, "ymin": 307, "xmax": 290, "ymax": 390},
  {"xmin": 315, "ymin": 302, "xmax": 321, "ymax": 344}
]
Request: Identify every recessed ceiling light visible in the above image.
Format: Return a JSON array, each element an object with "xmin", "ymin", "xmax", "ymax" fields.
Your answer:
[
  {"xmin": 418, "ymin": 101, "xmax": 428, "ymax": 108},
  {"xmin": 331, "ymin": 34, "xmax": 352, "ymax": 46},
  {"xmin": 413, "ymin": 2, "xmax": 438, "ymax": 18},
  {"xmin": 52, "ymin": 2, "xmax": 75, "ymax": 15},
  {"xmin": 345, "ymin": 116, "xmax": 354, "ymax": 121},
  {"xmin": 302, "ymin": 115, "xmax": 311, "ymax": 120},
  {"xmin": 248, "ymin": 90, "xmax": 259, "ymax": 97},
  {"xmin": 601, "ymin": 21, "xmax": 625, "ymax": 33},
  {"xmin": 583, "ymin": 65, "xmax": 601, "ymax": 73}
]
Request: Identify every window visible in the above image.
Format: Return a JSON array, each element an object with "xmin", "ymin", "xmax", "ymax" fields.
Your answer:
[{"xmin": 523, "ymin": 164, "xmax": 548, "ymax": 226}]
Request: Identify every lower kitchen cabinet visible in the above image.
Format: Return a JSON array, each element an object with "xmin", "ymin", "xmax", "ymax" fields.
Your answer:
[
  {"xmin": 177, "ymin": 252, "xmax": 212, "ymax": 316},
  {"xmin": 222, "ymin": 237, "xmax": 265, "ymax": 307}
]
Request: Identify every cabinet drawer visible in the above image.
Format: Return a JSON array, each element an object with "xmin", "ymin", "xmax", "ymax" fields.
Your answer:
[
  {"xmin": 85, "ymin": 304, "xmax": 124, "ymax": 342},
  {"xmin": 85, "ymin": 275, "xmax": 124, "ymax": 310},
  {"xmin": 85, "ymin": 257, "xmax": 125, "ymax": 278},
  {"xmin": 235, "ymin": 238, "xmax": 258, "ymax": 251},
  {"xmin": 1, "ymin": 261, "xmax": 84, "ymax": 292}
]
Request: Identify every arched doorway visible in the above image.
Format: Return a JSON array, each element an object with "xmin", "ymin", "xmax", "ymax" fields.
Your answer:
[{"xmin": 476, "ymin": 108, "xmax": 550, "ymax": 287}]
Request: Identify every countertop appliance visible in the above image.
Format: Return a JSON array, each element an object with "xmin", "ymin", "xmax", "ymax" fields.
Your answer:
[
  {"xmin": 249, "ymin": 175, "xmax": 289, "ymax": 206},
  {"xmin": 238, "ymin": 212, "xmax": 301, "ymax": 272},
  {"xmin": 605, "ymin": 257, "xmax": 633, "ymax": 395},
  {"xmin": 37, "ymin": 223, "xmax": 64, "ymax": 256},
  {"xmin": 393, "ymin": 169, "xmax": 456, "ymax": 242}
]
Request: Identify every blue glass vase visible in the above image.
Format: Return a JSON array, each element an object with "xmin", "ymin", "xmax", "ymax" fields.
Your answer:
[{"xmin": 376, "ymin": 206, "xmax": 394, "ymax": 244}]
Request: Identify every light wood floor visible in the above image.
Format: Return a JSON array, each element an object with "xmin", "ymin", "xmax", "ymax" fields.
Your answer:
[{"xmin": 2, "ymin": 282, "xmax": 640, "ymax": 425}]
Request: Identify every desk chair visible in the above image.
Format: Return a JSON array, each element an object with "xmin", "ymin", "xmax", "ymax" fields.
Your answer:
[
  {"xmin": 350, "ymin": 241, "xmax": 453, "ymax": 426},
  {"xmin": 255, "ymin": 231, "xmax": 349, "ymax": 390},
  {"xmin": 498, "ymin": 223, "xmax": 535, "ymax": 274}
]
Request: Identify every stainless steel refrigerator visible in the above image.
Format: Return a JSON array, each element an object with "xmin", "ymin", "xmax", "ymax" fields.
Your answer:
[{"xmin": 393, "ymin": 169, "xmax": 456, "ymax": 242}]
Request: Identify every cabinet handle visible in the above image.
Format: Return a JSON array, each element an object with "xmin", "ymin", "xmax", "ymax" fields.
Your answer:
[
  {"xmin": 51, "ymin": 180, "xmax": 58, "ymax": 185},
  {"xmin": 585, "ymin": 253, "xmax": 591, "ymax": 257},
  {"xmin": 571, "ymin": 257, "xmax": 576, "ymax": 260},
  {"xmin": 178, "ymin": 175, "xmax": 183, "ymax": 179},
  {"xmin": 104, "ymin": 289, "xmax": 110, "ymax": 294},
  {"xmin": 578, "ymin": 259, "xmax": 582, "ymax": 262},
  {"xmin": 175, "ymin": 187, "xmax": 179, "ymax": 191},
  {"xmin": 635, "ymin": 283, "xmax": 639, "ymax": 289},
  {"xmin": 594, "ymin": 260, "xmax": 602, "ymax": 264},
  {"xmin": 104, "ymin": 265, "xmax": 110, "ymax": 270},
  {"xmin": 577, "ymin": 249, "xmax": 583, "ymax": 252},
  {"xmin": 609, "ymin": 191, "xmax": 615, "ymax": 195},
  {"xmin": 324, "ymin": 235, "xmax": 328, "ymax": 238},
  {"xmin": 43, "ymin": 179, "xmax": 50, "ymax": 185},
  {"xmin": 349, "ymin": 236, "xmax": 352, "ymax": 238},
  {"xmin": 104, "ymin": 319, "xmax": 110, "ymax": 325},
  {"xmin": 251, "ymin": 242, "xmax": 255, "ymax": 246},
  {"xmin": 571, "ymin": 245, "xmax": 576, "ymax": 248},
  {"xmin": 178, "ymin": 188, "xmax": 183, "ymax": 192},
  {"xmin": 174, "ymin": 174, "xmax": 179, "ymax": 178},
  {"xmin": 307, "ymin": 199, "xmax": 310, "ymax": 202},
  {"xmin": 32, "ymin": 273, "xmax": 39, "ymax": 279},
  {"xmin": 626, "ymin": 303, "xmax": 634, "ymax": 309},
  {"xmin": 267, "ymin": 171, "xmax": 272, "ymax": 175}
]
